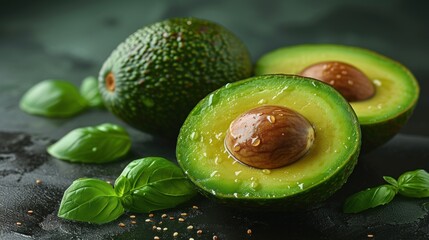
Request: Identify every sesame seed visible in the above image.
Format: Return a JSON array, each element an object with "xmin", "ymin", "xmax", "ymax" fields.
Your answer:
[
  {"xmin": 156, "ymin": 227, "xmax": 162, "ymax": 231},
  {"xmin": 163, "ymin": 227, "xmax": 168, "ymax": 231},
  {"xmin": 367, "ymin": 234, "xmax": 374, "ymax": 238},
  {"xmin": 161, "ymin": 214, "xmax": 168, "ymax": 218},
  {"xmin": 173, "ymin": 232, "xmax": 179, "ymax": 237},
  {"xmin": 145, "ymin": 219, "xmax": 152, "ymax": 223},
  {"xmin": 187, "ymin": 225, "xmax": 194, "ymax": 230},
  {"xmin": 169, "ymin": 216, "xmax": 175, "ymax": 220},
  {"xmin": 181, "ymin": 213, "xmax": 188, "ymax": 216},
  {"xmin": 152, "ymin": 226, "xmax": 157, "ymax": 230},
  {"xmin": 159, "ymin": 221, "xmax": 163, "ymax": 225},
  {"xmin": 189, "ymin": 238, "xmax": 194, "ymax": 240},
  {"xmin": 16, "ymin": 222, "xmax": 22, "ymax": 226},
  {"xmin": 27, "ymin": 210, "xmax": 33, "ymax": 215},
  {"xmin": 35, "ymin": 179, "xmax": 42, "ymax": 185},
  {"xmin": 247, "ymin": 229, "xmax": 252, "ymax": 235},
  {"xmin": 149, "ymin": 213, "xmax": 154, "ymax": 217},
  {"xmin": 118, "ymin": 223, "xmax": 125, "ymax": 228},
  {"xmin": 197, "ymin": 229, "xmax": 203, "ymax": 235},
  {"xmin": 192, "ymin": 205, "xmax": 199, "ymax": 209},
  {"xmin": 131, "ymin": 221, "xmax": 137, "ymax": 224},
  {"xmin": 154, "ymin": 236, "xmax": 160, "ymax": 240},
  {"xmin": 213, "ymin": 236, "xmax": 218, "ymax": 240},
  {"xmin": 178, "ymin": 218, "xmax": 185, "ymax": 222},
  {"xmin": 129, "ymin": 215, "xmax": 136, "ymax": 219}
]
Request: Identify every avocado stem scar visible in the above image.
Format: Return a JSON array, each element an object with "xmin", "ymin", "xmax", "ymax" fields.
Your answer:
[{"xmin": 105, "ymin": 72, "xmax": 116, "ymax": 92}]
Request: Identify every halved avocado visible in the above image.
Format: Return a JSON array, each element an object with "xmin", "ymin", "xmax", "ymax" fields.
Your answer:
[
  {"xmin": 176, "ymin": 75, "xmax": 360, "ymax": 209},
  {"xmin": 255, "ymin": 44, "xmax": 419, "ymax": 151}
]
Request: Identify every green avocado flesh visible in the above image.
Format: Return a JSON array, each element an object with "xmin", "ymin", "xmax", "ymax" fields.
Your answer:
[
  {"xmin": 99, "ymin": 17, "xmax": 252, "ymax": 137},
  {"xmin": 255, "ymin": 44, "xmax": 419, "ymax": 150},
  {"xmin": 177, "ymin": 75, "xmax": 361, "ymax": 208}
]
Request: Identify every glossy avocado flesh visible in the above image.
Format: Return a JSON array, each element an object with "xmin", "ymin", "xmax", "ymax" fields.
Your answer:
[
  {"xmin": 255, "ymin": 44, "xmax": 419, "ymax": 150},
  {"xmin": 99, "ymin": 17, "xmax": 252, "ymax": 137},
  {"xmin": 176, "ymin": 75, "xmax": 361, "ymax": 209}
]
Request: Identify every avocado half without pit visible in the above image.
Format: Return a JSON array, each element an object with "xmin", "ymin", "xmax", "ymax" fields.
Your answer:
[
  {"xmin": 255, "ymin": 44, "xmax": 419, "ymax": 151},
  {"xmin": 176, "ymin": 75, "xmax": 360, "ymax": 209}
]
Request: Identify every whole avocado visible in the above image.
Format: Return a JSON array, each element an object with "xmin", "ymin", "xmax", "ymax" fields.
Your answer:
[{"xmin": 99, "ymin": 17, "xmax": 253, "ymax": 138}]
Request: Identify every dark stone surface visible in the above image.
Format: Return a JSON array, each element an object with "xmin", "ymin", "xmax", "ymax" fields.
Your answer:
[{"xmin": 1, "ymin": 0, "xmax": 429, "ymax": 239}]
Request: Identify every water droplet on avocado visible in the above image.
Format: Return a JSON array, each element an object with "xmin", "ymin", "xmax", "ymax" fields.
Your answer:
[
  {"xmin": 258, "ymin": 99, "xmax": 267, "ymax": 104},
  {"xmin": 262, "ymin": 169, "xmax": 271, "ymax": 175},
  {"xmin": 234, "ymin": 170, "xmax": 242, "ymax": 176},
  {"xmin": 210, "ymin": 171, "xmax": 220, "ymax": 178},
  {"xmin": 251, "ymin": 137, "xmax": 261, "ymax": 147},
  {"xmin": 224, "ymin": 83, "xmax": 231, "ymax": 88},
  {"xmin": 190, "ymin": 131, "xmax": 198, "ymax": 140},
  {"xmin": 214, "ymin": 157, "xmax": 223, "ymax": 165},
  {"xmin": 250, "ymin": 181, "xmax": 259, "ymax": 190}
]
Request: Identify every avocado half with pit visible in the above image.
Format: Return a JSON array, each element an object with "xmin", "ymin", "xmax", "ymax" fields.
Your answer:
[
  {"xmin": 176, "ymin": 75, "xmax": 360, "ymax": 209},
  {"xmin": 255, "ymin": 44, "xmax": 419, "ymax": 151}
]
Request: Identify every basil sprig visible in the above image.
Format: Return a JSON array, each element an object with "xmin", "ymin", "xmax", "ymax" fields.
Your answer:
[
  {"xmin": 344, "ymin": 169, "xmax": 429, "ymax": 213},
  {"xmin": 20, "ymin": 76, "xmax": 104, "ymax": 117},
  {"xmin": 58, "ymin": 157, "xmax": 197, "ymax": 224},
  {"xmin": 47, "ymin": 123, "xmax": 131, "ymax": 163},
  {"xmin": 20, "ymin": 80, "xmax": 88, "ymax": 117}
]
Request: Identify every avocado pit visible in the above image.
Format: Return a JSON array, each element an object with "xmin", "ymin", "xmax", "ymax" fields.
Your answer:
[
  {"xmin": 300, "ymin": 61, "xmax": 375, "ymax": 102},
  {"xmin": 224, "ymin": 105, "xmax": 315, "ymax": 169}
]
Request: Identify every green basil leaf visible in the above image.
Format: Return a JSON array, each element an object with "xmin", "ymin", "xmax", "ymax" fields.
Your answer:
[
  {"xmin": 80, "ymin": 76, "xmax": 104, "ymax": 108},
  {"xmin": 117, "ymin": 157, "xmax": 197, "ymax": 213},
  {"xmin": 343, "ymin": 184, "xmax": 397, "ymax": 213},
  {"xmin": 20, "ymin": 80, "xmax": 88, "ymax": 117},
  {"xmin": 58, "ymin": 178, "xmax": 124, "ymax": 224},
  {"xmin": 397, "ymin": 169, "xmax": 429, "ymax": 198},
  {"xmin": 47, "ymin": 123, "xmax": 131, "ymax": 163},
  {"xmin": 383, "ymin": 176, "xmax": 398, "ymax": 188},
  {"xmin": 115, "ymin": 175, "xmax": 131, "ymax": 197}
]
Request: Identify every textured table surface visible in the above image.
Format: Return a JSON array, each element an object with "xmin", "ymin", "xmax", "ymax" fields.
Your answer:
[{"xmin": 1, "ymin": 0, "xmax": 429, "ymax": 239}]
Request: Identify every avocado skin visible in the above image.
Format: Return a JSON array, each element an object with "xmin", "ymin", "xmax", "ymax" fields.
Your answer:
[{"xmin": 99, "ymin": 17, "xmax": 252, "ymax": 138}]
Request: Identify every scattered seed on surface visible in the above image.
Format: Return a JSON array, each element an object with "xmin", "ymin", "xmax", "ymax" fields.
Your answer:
[
  {"xmin": 181, "ymin": 212, "xmax": 188, "ymax": 216},
  {"xmin": 145, "ymin": 219, "xmax": 152, "ymax": 223},
  {"xmin": 159, "ymin": 221, "xmax": 163, "ymax": 225},
  {"xmin": 16, "ymin": 222, "xmax": 22, "ymax": 226},
  {"xmin": 163, "ymin": 227, "xmax": 168, "ymax": 231},
  {"xmin": 27, "ymin": 210, "xmax": 33, "ymax": 215},
  {"xmin": 178, "ymin": 218, "xmax": 185, "ymax": 222},
  {"xmin": 213, "ymin": 236, "xmax": 218, "ymax": 240},
  {"xmin": 367, "ymin": 234, "xmax": 374, "ymax": 238},
  {"xmin": 161, "ymin": 214, "xmax": 168, "ymax": 218},
  {"xmin": 154, "ymin": 237, "xmax": 160, "ymax": 240},
  {"xmin": 131, "ymin": 220, "xmax": 137, "ymax": 224},
  {"xmin": 192, "ymin": 205, "xmax": 199, "ymax": 209},
  {"xmin": 187, "ymin": 225, "xmax": 194, "ymax": 230},
  {"xmin": 148, "ymin": 213, "xmax": 154, "ymax": 218},
  {"xmin": 197, "ymin": 229, "xmax": 203, "ymax": 235},
  {"xmin": 35, "ymin": 179, "xmax": 42, "ymax": 185},
  {"xmin": 118, "ymin": 223, "xmax": 125, "ymax": 228},
  {"xmin": 247, "ymin": 229, "xmax": 252, "ymax": 235},
  {"xmin": 156, "ymin": 227, "xmax": 162, "ymax": 231},
  {"xmin": 152, "ymin": 226, "xmax": 157, "ymax": 230},
  {"xmin": 129, "ymin": 215, "xmax": 136, "ymax": 219},
  {"xmin": 169, "ymin": 216, "xmax": 175, "ymax": 220},
  {"xmin": 173, "ymin": 232, "xmax": 179, "ymax": 237},
  {"xmin": 189, "ymin": 238, "xmax": 194, "ymax": 240}
]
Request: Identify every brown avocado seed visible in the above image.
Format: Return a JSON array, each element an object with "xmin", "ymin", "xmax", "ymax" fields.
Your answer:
[
  {"xmin": 105, "ymin": 72, "xmax": 116, "ymax": 92},
  {"xmin": 299, "ymin": 61, "xmax": 375, "ymax": 102},
  {"xmin": 224, "ymin": 105, "xmax": 315, "ymax": 169}
]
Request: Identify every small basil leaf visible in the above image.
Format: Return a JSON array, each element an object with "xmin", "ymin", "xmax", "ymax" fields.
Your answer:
[
  {"xmin": 114, "ymin": 175, "xmax": 131, "ymax": 197},
  {"xmin": 397, "ymin": 169, "xmax": 429, "ymax": 198},
  {"xmin": 383, "ymin": 176, "xmax": 398, "ymax": 188},
  {"xmin": 118, "ymin": 157, "xmax": 197, "ymax": 213},
  {"xmin": 58, "ymin": 178, "xmax": 124, "ymax": 224},
  {"xmin": 80, "ymin": 76, "xmax": 104, "ymax": 108},
  {"xmin": 20, "ymin": 80, "xmax": 88, "ymax": 117},
  {"xmin": 343, "ymin": 184, "xmax": 397, "ymax": 213},
  {"xmin": 47, "ymin": 123, "xmax": 131, "ymax": 163}
]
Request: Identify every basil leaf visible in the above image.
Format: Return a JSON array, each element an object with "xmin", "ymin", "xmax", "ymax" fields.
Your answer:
[
  {"xmin": 115, "ymin": 175, "xmax": 131, "ymax": 197},
  {"xmin": 47, "ymin": 123, "xmax": 131, "ymax": 163},
  {"xmin": 383, "ymin": 176, "xmax": 398, "ymax": 188},
  {"xmin": 80, "ymin": 76, "xmax": 104, "ymax": 108},
  {"xmin": 397, "ymin": 169, "xmax": 429, "ymax": 198},
  {"xmin": 58, "ymin": 178, "xmax": 124, "ymax": 224},
  {"xmin": 20, "ymin": 80, "xmax": 88, "ymax": 117},
  {"xmin": 117, "ymin": 157, "xmax": 197, "ymax": 213},
  {"xmin": 343, "ymin": 185, "xmax": 397, "ymax": 213}
]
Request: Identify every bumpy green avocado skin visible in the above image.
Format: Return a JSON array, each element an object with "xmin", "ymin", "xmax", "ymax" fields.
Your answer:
[{"xmin": 99, "ymin": 17, "xmax": 252, "ymax": 137}]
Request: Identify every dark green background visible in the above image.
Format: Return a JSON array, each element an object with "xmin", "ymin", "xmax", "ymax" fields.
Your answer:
[{"xmin": 1, "ymin": 0, "xmax": 429, "ymax": 239}]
